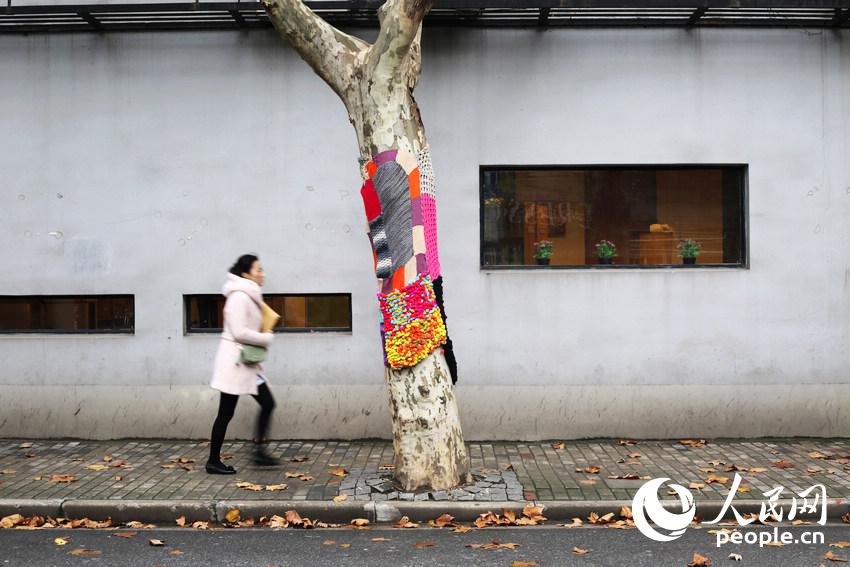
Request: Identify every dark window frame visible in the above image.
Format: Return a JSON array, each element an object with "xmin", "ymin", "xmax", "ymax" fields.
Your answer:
[
  {"xmin": 479, "ymin": 163, "xmax": 750, "ymax": 270},
  {"xmin": 0, "ymin": 294, "xmax": 135, "ymax": 334},
  {"xmin": 183, "ymin": 293, "xmax": 354, "ymax": 334}
]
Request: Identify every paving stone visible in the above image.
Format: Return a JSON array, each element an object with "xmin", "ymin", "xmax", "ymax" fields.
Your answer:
[
  {"xmin": 413, "ymin": 492, "xmax": 429, "ymax": 501},
  {"xmin": 399, "ymin": 492, "xmax": 415, "ymax": 501},
  {"xmin": 430, "ymin": 490, "xmax": 449, "ymax": 501}
]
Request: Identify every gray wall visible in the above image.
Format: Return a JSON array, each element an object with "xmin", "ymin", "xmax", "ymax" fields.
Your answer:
[{"xmin": 1, "ymin": 27, "xmax": 848, "ymax": 440}]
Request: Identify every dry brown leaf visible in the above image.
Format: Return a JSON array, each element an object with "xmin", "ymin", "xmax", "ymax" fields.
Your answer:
[
  {"xmin": 617, "ymin": 440, "xmax": 639, "ymax": 446},
  {"xmin": 175, "ymin": 516, "xmax": 186, "ymax": 527},
  {"xmin": 620, "ymin": 506, "xmax": 633, "ymax": 520},
  {"xmin": 0, "ymin": 470, "xmax": 15, "ymax": 475},
  {"xmin": 192, "ymin": 521, "xmax": 210, "ymax": 530},
  {"xmin": 48, "ymin": 474, "xmax": 76, "ymax": 483},
  {"xmin": 831, "ymin": 543, "xmax": 850, "ymax": 549},
  {"xmin": 149, "ymin": 539, "xmax": 166, "ymax": 546},
  {"xmin": 339, "ymin": 543, "xmax": 351, "ymax": 548},
  {"xmin": 394, "ymin": 516, "xmax": 419, "ymax": 529},
  {"xmin": 414, "ymin": 542, "xmax": 435, "ymax": 548},
  {"xmin": 764, "ymin": 541, "xmax": 784, "ymax": 547},
  {"xmin": 125, "ymin": 521, "xmax": 155, "ymax": 529},
  {"xmin": 85, "ymin": 464, "xmax": 109, "ymax": 471},
  {"xmin": 580, "ymin": 479, "xmax": 597, "ymax": 485},
  {"xmin": 552, "ymin": 442, "xmax": 566, "ymax": 449},
  {"xmin": 235, "ymin": 482, "xmax": 264, "ymax": 491},
  {"xmin": 698, "ymin": 467, "xmax": 717, "ymax": 473},
  {"xmin": 323, "ymin": 540, "xmax": 336, "ymax": 545},
  {"xmin": 842, "ymin": 513, "xmax": 850, "ymax": 525},
  {"xmin": 112, "ymin": 531, "xmax": 138, "ymax": 538},
  {"xmin": 265, "ymin": 484, "xmax": 288, "ymax": 491},
  {"xmin": 371, "ymin": 537, "xmax": 391, "ymax": 542},
  {"xmin": 748, "ymin": 467, "xmax": 768, "ymax": 474},
  {"xmin": 512, "ymin": 562, "xmax": 537, "ymax": 567},
  {"xmin": 68, "ymin": 549, "xmax": 101, "ymax": 556},
  {"xmin": 328, "ymin": 469, "xmax": 348, "ymax": 477},
  {"xmin": 689, "ymin": 482, "xmax": 706, "ymax": 490},
  {"xmin": 350, "ymin": 518, "xmax": 370, "ymax": 527},
  {"xmin": 705, "ymin": 475, "xmax": 730, "ymax": 485},
  {"xmin": 267, "ymin": 515, "xmax": 289, "ymax": 529},
  {"xmin": 577, "ymin": 466, "xmax": 601, "ymax": 474},
  {"xmin": 573, "ymin": 547, "xmax": 592, "ymax": 555},
  {"xmin": 773, "ymin": 460, "xmax": 795, "ymax": 469},
  {"xmin": 333, "ymin": 495, "xmax": 348, "ymax": 503},
  {"xmin": 627, "ymin": 453, "xmax": 642, "ymax": 459},
  {"xmin": 466, "ymin": 540, "xmax": 520, "ymax": 550},
  {"xmin": 0, "ymin": 514, "xmax": 24, "ymax": 529},
  {"xmin": 430, "ymin": 514, "xmax": 456, "ymax": 528},
  {"xmin": 562, "ymin": 517, "xmax": 583, "ymax": 528},
  {"xmin": 687, "ymin": 552, "xmax": 711, "ymax": 566},
  {"xmin": 113, "ymin": 475, "xmax": 122, "ymax": 481},
  {"xmin": 588, "ymin": 512, "xmax": 616, "ymax": 525},
  {"xmin": 728, "ymin": 553, "xmax": 742, "ymax": 561},
  {"xmin": 452, "ymin": 526, "xmax": 473, "ymax": 533},
  {"xmin": 826, "ymin": 551, "xmax": 850, "ymax": 562},
  {"xmin": 19, "ymin": 442, "xmax": 33, "ymax": 448},
  {"xmin": 810, "ymin": 451, "xmax": 830, "ymax": 460},
  {"xmin": 289, "ymin": 456, "xmax": 309, "ymax": 462},
  {"xmin": 54, "ymin": 537, "xmax": 69, "ymax": 545},
  {"xmin": 680, "ymin": 439, "xmax": 708, "ymax": 448},
  {"xmin": 169, "ymin": 549, "xmax": 184, "ymax": 556}
]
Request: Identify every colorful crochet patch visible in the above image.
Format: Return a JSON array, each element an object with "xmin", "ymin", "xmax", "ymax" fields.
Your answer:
[{"xmin": 378, "ymin": 274, "xmax": 447, "ymax": 369}]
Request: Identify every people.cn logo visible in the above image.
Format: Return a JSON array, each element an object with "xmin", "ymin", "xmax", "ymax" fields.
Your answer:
[{"xmin": 632, "ymin": 477, "xmax": 697, "ymax": 542}]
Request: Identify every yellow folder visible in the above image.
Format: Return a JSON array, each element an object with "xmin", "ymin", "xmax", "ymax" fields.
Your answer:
[{"xmin": 260, "ymin": 302, "xmax": 281, "ymax": 333}]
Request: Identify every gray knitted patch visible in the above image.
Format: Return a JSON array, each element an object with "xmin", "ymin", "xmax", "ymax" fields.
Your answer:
[
  {"xmin": 368, "ymin": 215, "xmax": 393, "ymax": 279},
  {"xmin": 373, "ymin": 161, "xmax": 414, "ymax": 275}
]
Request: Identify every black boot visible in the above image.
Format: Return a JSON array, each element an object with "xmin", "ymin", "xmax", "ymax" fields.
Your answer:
[
  {"xmin": 253, "ymin": 446, "xmax": 280, "ymax": 467},
  {"xmin": 205, "ymin": 460, "xmax": 237, "ymax": 475}
]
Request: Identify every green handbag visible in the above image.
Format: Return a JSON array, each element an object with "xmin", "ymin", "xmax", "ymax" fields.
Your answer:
[{"xmin": 239, "ymin": 344, "xmax": 267, "ymax": 365}]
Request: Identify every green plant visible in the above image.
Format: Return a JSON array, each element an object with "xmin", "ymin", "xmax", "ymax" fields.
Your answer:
[
  {"xmin": 533, "ymin": 240, "xmax": 553, "ymax": 260},
  {"xmin": 677, "ymin": 239, "xmax": 702, "ymax": 258},
  {"xmin": 594, "ymin": 240, "xmax": 617, "ymax": 259}
]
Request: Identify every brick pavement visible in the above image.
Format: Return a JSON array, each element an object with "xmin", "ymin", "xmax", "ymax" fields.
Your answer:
[{"xmin": 3, "ymin": 438, "xmax": 850, "ymax": 504}]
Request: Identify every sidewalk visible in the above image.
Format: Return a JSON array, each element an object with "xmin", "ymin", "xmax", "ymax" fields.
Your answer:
[{"xmin": 2, "ymin": 438, "xmax": 850, "ymax": 525}]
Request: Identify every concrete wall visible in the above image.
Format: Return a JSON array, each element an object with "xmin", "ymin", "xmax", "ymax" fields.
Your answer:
[{"xmin": 1, "ymin": 27, "xmax": 848, "ymax": 440}]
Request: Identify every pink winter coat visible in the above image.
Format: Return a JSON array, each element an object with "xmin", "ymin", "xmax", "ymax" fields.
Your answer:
[{"xmin": 210, "ymin": 273, "xmax": 274, "ymax": 396}]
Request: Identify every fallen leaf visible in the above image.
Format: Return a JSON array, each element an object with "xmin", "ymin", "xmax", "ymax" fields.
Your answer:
[
  {"xmin": 414, "ymin": 542, "xmax": 435, "ymax": 548},
  {"xmin": 573, "ymin": 546, "xmax": 592, "ymax": 555},
  {"xmin": 371, "ymin": 537, "xmax": 391, "ymax": 542},
  {"xmin": 688, "ymin": 552, "xmax": 711, "ymax": 566},
  {"xmin": 466, "ymin": 540, "xmax": 520, "ymax": 550},
  {"xmin": 112, "ymin": 532, "xmax": 138, "ymax": 538},
  {"xmin": 333, "ymin": 495, "xmax": 348, "ymax": 503},
  {"xmin": 810, "ymin": 451, "xmax": 830, "ymax": 460},
  {"xmin": 48, "ymin": 474, "xmax": 76, "ymax": 483},
  {"xmin": 831, "ymin": 543, "xmax": 850, "ymax": 549},
  {"xmin": 350, "ymin": 518, "xmax": 370, "ymax": 527},
  {"xmin": 580, "ymin": 479, "xmax": 597, "ymax": 485},
  {"xmin": 85, "ymin": 464, "xmax": 110, "ymax": 471},
  {"xmin": 588, "ymin": 512, "xmax": 616, "ymax": 525},
  {"xmin": 192, "ymin": 521, "xmax": 210, "ymax": 530},
  {"xmin": 773, "ymin": 460, "xmax": 795, "ymax": 469},
  {"xmin": 113, "ymin": 475, "xmax": 122, "ymax": 481},
  {"xmin": 512, "ymin": 562, "xmax": 537, "ymax": 567},
  {"xmin": 0, "ymin": 470, "xmax": 15, "ymax": 475},
  {"xmin": 429, "ymin": 514, "xmax": 456, "ymax": 528},
  {"xmin": 689, "ymin": 482, "xmax": 706, "ymax": 490},
  {"xmin": 617, "ymin": 440, "xmax": 639, "ymax": 446},
  {"xmin": 169, "ymin": 549, "xmax": 184, "ymax": 556},
  {"xmin": 453, "ymin": 526, "xmax": 474, "ymax": 533},
  {"xmin": 323, "ymin": 540, "xmax": 336, "ymax": 545},
  {"xmin": 562, "ymin": 517, "xmax": 583, "ymax": 528},
  {"xmin": 552, "ymin": 442, "xmax": 566, "ymax": 449},
  {"xmin": 729, "ymin": 553, "xmax": 742, "ymax": 561},
  {"xmin": 826, "ymin": 551, "xmax": 849, "ymax": 562},
  {"xmin": 175, "ymin": 516, "xmax": 186, "ymax": 527},
  {"xmin": 764, "ymin": 541, "xmax": 784, "ymax": 547},
  {"xmin": 748, "ymin": 467, "xmax": 768, "ymax": 474},
  {"xmin": 680, "ymin": 439, "xmax": 708, "ymax": 449},
  {"xmin": 126, "ymin": 521, "xmax": 155, "ymax": 529},
  {"xmin": 705, "ymin": 475, "xmax": 730, "ymax": 485},
  {"xmin": 235, "ymin": 482, "xmax": 264, "ymax": 491},
  {"xmin": 842, "ymin": 513, "xmax": 850, "ymax": 525},
  {"xmin": 394, "ymin": 516, "xmax": 419, "ymax": 529},
  {"xmin": 328, "ymin": 469, "xmax": 348, "ymax": 477},
  {"xmin": 149, "ymin": 539, "xmax": 166, "ymax": 546},
  {"xmin": 54, "ymin": 537, "xmax": 69, "ymax": 545},
  {"xmin": 68, "ymin": 549, "xmax": 101, "ymax": 556},
  {"xmin": 620, "ymin": 506, "xmax": 633, "ymax": 520},
  {"xmin": 289, "ymin": 456, "xmax": 309, "ymax": 462},
  {"xmin": 627, "ymin": 453, "xmax": 642, "ymax": 459},
  {"xmin": 265, "ymin": 484, "xmax": 288, "ymax": 491},
  {"xmin": 339, "ymin": 543, "xmax": 351, "ymax": 548},
  {"xmin": 19, "ymin": 443, "xmax": 33, "ymax": 448},
  {"xmin": 577, "ymin": 466, "xmax": 601, "ymax": 474}
]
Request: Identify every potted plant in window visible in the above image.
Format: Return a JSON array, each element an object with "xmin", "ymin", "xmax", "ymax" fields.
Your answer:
[
  {"xmin": 533, "ymin": 240, "xmax": 553, "ymax": 266},
  {"xmin": 677, "ymin": 238, "xmax": 701, "ymax": 265},
  {"xmin": 594, "ymin": 240, "xmax": 617, "ymax": 265}
]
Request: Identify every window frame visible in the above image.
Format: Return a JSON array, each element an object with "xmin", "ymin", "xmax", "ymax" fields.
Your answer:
[
  {"xmin": 0, "ymin": 294, "xmax": 135, "ymax": 334},
  {"xmin": 479, "ymin": 163, "xmax": 750, "ymax": 270},
  {"xmin": 183, "ymin": 293, "xmax": 354, "ymax": 335}
]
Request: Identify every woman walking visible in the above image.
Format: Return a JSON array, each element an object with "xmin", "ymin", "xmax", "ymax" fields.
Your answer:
[{"xmin": 206, "ymin": 254, "xmax": 279, "ymax": 474}]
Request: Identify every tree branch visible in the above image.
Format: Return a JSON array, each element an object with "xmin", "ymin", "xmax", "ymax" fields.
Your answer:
[
  {"xmin": 262, "ymin": 0, "xmax": 369, "ymax": 99},
  {"xmin": 370, "ymin": 0, "xmax": 433, "ymax": 77}
]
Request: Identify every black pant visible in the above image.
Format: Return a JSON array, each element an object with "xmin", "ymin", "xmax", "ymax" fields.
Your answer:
[{"xmin": 208, "ymin": 382, "xmax": 276, "ymax": 463}]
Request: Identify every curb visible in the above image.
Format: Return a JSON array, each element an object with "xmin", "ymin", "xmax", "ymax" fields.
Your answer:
[{"xmin": 1, "ymin": 498, "xmax": 846, "ymax": 525}]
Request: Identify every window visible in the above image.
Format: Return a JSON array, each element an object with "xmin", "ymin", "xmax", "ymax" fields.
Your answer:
[
  {"xmin": 481, "ymin": 165, "xmax": 747, "ymax": 268},
  {"xmin": 185, "ymin": 294, "xmax": 352, "ymax": 333},
  {"xmin": 0, "ymin": 295, "xmax": 134, "ymax": 333}
]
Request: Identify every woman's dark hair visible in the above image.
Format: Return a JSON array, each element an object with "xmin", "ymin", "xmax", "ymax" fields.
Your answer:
[{"xmin": 229, "ymin": 254, "xmax": 259, "ymax": 277}]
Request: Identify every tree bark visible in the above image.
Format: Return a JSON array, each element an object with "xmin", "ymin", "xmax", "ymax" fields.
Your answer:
[{"xmin": 263, "ymin": 0, "xmax": 470, "ymax": 491}]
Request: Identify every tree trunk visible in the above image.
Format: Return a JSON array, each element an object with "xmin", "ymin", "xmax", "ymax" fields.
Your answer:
[{"xmin": 262, "ymin": 0, "xmax": 470, "ymax": 491}]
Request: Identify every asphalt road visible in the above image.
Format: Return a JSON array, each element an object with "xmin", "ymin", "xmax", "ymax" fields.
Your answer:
[{"xmin": 3, "ymin": 524, "xmax": 850, "ymax": 566}]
